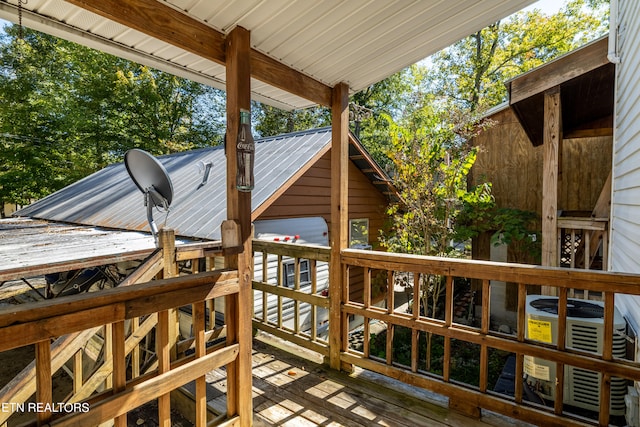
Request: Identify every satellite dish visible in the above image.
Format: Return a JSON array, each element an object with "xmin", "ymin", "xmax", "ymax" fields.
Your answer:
[{"xmin": 124, "ymin": 149, "xmax": 174, "ymax": 246}]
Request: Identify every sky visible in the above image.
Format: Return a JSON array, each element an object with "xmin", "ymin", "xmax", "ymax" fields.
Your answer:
[{"xmin": 524, "ymin": 0, "xmax": 566, "ymax": 14}]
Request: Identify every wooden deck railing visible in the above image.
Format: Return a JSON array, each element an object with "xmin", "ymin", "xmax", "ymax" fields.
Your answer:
[
  {"xmin": 7, "ymin": 235, "xmax": 640, "ymax": 427},
  {"xmin": 558, "ymin": 217, "xmax": 608, "ymax": 271},
  {"xmin": 253, "ymin": 240, "xmax": 640, "ymax": 427},
  {"xmin": 0, "ymin": 229, "xmax": 242, "ymax": 427},
  {"xmin": 558, "ymin": 217, "xmax": 609, "ymax": 300},
  {"xmin": 340, "ymin": 248, "xmax": 640, "ymax": 427},
  {"xmin": 251, "ymin": 240, "xmax": 331, "ymax": 357}
]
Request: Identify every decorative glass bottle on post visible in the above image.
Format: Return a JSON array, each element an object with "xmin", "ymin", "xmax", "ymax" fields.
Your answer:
[{"xmin": 236, "ymin": 108, "xmax": 255, "ymax": 192}]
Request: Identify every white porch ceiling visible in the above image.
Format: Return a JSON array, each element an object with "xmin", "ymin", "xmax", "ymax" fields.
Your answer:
[{"xmin": 0, "ymin": 0, "xmax": 535, "ymax": 110}]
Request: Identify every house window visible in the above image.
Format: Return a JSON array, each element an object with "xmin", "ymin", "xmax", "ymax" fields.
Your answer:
[
  {"xmin": 283, "ymin": 259, "xmax": 311, "ymax": 288},
  {"xmin": 349, "ymin": 218, "xmax": 370, "ymax": 248}
]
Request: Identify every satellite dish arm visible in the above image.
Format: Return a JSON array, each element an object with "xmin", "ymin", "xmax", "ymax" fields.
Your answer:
[{"xmin": 145, "ymin": 191, "xmax": 159, "ymax": 246}]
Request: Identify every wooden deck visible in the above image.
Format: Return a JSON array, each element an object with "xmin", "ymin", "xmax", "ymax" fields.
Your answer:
[{"xmin": 193, "ymin": 333, "xmax": 532, "ymax": 427}]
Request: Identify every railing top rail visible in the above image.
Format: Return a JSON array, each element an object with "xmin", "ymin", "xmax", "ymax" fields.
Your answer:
[
  {"xmin": 341, "ymin": 248, "xmax": 640, "ymax": 294},
  {"xmin": 0, "ymin": 269, "xmax": 238, "ymax": 329},
  {"xmin": 253, "ymin": 239, "xmax": 331, "ymax": 261},
  {"xmin": 557, "ymin": 217, "xmax": 608, "ymax": 231},
  {"xmin": 175, "ymin": 240, "xmax": 223, "ymax": 252}
]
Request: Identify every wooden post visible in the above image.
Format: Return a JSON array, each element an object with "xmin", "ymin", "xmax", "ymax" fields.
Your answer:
[
  {"xmin": 225, "ymin": 25, "xmax": 253, "ymax": 426},
  {"xmin": 541, "ymin": 86, "xmax": 562, "ymax": 294},
  {"xmin": 104, "ymin": 324, "xmax": 112, "ymax": 390},
  {"xmin": 158, "ymin": 228, "xmax": 177, "ymax": 427},
  {"xmin": 112, "ymin": 320, "xmax": 126, "ymax": 427},
  {"xmin": 35, "ymin": 340, "xmax": 52, "ymax": 426},
  {"xmin": 157, "ymin": 309, "xmax": 171, "ymax": 427},
  {"xmin": 131, "ymin": 318, "xmax": 140, "ymax": 379},
  {"xmin": 73, "ymin": 350, "xmax": 83, "ymax": 394},
  {"xmin": 193, "ymin": 301, "xmax": 207, "ymax": 427},
  {"xmin": 329, "ymin": 82, "xmax": 349, "ymax": 371}
]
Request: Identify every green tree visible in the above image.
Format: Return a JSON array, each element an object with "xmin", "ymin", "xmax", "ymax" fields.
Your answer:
[
  {"xmin": 0, "ymin": 25, "xmax": 225, "ymax": 211},
  {"xmin": 350, "ymin": 67, "xmax": 414, "ymax": 170},
  {"xmin": 0, "ymin": 28, "xmax": 79, "ymax": 205},
  {"xmin": 380, "ymin": 104, "xmax": 496, "ymax": 369},
  {"xmin": 422, "ymin": 0, "xmax": 609, "ymax": 112},
  {"xmin": 380, "ymin": 105, "xmax": 494, "ymax": 258},
  {"xmin": 252, "ymin": 103, "xmax": 330, "ymax": 138}
]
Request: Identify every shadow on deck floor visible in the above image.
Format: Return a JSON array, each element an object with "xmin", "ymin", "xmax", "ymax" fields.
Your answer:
[{"xmin": 189, "ymin": 332, "xmax": 533, "ymax": 427}]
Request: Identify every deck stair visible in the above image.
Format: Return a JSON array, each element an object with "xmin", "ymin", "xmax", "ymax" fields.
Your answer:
[
  {"xmin": 558, "ymin": 172, "xmax": 611, "ymax": 271},
  {"xmin": 0, "ymin": 250, "xmax": 163, "ymax": 426}
]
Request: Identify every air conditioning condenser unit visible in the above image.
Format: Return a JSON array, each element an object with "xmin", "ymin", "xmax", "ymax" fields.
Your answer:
[{"xmin": 524, "ymin": 295, "xmax": 628, "ymax": 415}]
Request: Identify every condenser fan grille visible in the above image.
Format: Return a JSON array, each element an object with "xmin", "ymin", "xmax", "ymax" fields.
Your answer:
[{"xmin": 530, "ymin": 298, "xmax": 604, "ymax": 318}]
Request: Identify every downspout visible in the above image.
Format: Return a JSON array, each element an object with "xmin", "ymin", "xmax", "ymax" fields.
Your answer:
[{"xmin": 608, "ymin": 0, "xmax": 621, "ymax": 64}]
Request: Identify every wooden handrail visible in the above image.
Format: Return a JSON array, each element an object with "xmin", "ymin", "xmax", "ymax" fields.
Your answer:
[
  {"xmin": 339, "ymin": 247, "xmax": 640, "ymax": 426},
  {"xmin": 0, "ymin": 270, "xmax": 238, "ymax": 335},
  {"xmin": 0, "ymin": 230, "xmax": 239, "ymax": 426},
  {"xmin": 251, "ymin": 240, "xmax": 331, "ymax": 356},
  {"xmin": 252, "ymin": 240, "xmax": 331, "ymax": 261},
  {"xmin": 341, "ymin": 249, "xmax": 640, "ymax": 293},
  {"xmin": 557, "ymin": 217, "xmax": 609, "ymax": 272}
]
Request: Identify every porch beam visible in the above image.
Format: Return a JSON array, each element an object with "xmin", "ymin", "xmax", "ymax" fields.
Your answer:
[
  {"xmin": 329, "ymin": 82, "xmax": 350, "ymax": 371},
  {"xmin": 224, "ymin": 26, "xmax": 253, "ymax": 426},
  {"xmin": 65, "ymin": 0, "xmax": 332, "ymax": 106},
  {"xmin": 541, "ymin": 87, "xmax": 562, "ymax": 283},
  {"xmin": 509, "ymin": 37, "xmax": 609, "ymax": 104}
]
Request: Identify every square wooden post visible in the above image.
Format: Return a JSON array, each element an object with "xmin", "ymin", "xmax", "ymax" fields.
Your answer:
[
  {"xmin": 158, "ymin": 228, "xmax": 177, "ymax": 427},
  {"xmin": 541, "ymin": 87, "xmax": 562, "ymax": 274},
  {"xmin": 329, "ymin": 82, "xmax": 349, "ymax": 371},
  {"xmin": 225, "ymin": 25, "xmax": 253, "ymax": 426},
  {"xmin": 35, "ymin": 340, "xmax": 52, "ymax": 426}
]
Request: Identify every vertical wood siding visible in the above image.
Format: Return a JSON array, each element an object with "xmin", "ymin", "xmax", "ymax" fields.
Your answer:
[{"xmin": 471, "ymin": 107, "xmax": 612, "ymax": 217}]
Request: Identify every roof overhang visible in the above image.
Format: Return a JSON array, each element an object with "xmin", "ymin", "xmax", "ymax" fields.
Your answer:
[
  {"xmin": 0, "ymin": 218, "xmax": 195, "ymax": 282},
  {"xmin": 0, "ymin": 0, "xmax": 535, "ymax": 110},
  {"xmin": 348, "ymin": 133, "xmax": 398, "ymax": 202},
  {"xmin": 507, "ymin": 36, "xmax": 614, "ymax": 146}
]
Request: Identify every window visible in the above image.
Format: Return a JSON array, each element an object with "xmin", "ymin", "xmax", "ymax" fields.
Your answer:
[
  {"xmin": 349, "ymin": 218, "xmax": 370, "ymax": 248},
  {"xmin": 283, "ymin": 259, "xmax": 311, "ymax": 288}
]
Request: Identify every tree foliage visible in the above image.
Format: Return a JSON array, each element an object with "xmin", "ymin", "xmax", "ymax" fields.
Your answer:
[
  {"xmin": 0, "ymin": 25, "xmax": 225, "ymax": 209},
  {"xmin": 252, "ymin": 104, "xmax": 330, "ymax": 138},
  {"xmin": 421, "ymin": 0, "xmax": 608, "ymax": 112},
  {"xmin": 380, "ymin": 105, "xmax": 495, "ymax": 257},
  {"xmin": 350, "ymin": 68, "xmax": 414, "ymax": 170},
  {"xmin": 379, "ymin": 0, "xmax": 603, "ymax": 262}
]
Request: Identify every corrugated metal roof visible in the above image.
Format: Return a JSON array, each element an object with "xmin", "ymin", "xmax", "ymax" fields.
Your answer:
[
  {"xmin": 0, "ymin": 0, "xmax": 535, "ymax": 110},
  {"xmin": 16, "ymin": 127, "xmax": 334, "ymax": 240},
  {"xmin": 0, "ymin": 218, "xmax": 191, "ymax": 281}
]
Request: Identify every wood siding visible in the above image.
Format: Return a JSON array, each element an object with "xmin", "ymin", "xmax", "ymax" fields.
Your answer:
[
  {"xmin": 259, "ymin": 152, "xmax": 389, "ymax": 247},
  {"xmin": 471, "ymin": 107, "xmax": 612, "ymax": 216},
  {"xmin": 611, "ymin": 0, "xmax": 640, "ymax": 275},
  {"xmin": 610, "ymin": 0, "xmax": 640, "ymax": 332}
]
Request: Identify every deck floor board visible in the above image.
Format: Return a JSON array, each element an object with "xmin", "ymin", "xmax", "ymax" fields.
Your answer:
[{"xmin": 189, "ymin": 334, "xmax": 533, "ymax": 427}]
